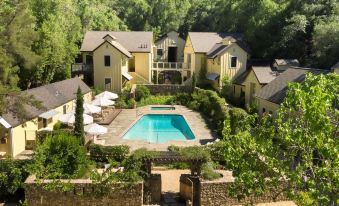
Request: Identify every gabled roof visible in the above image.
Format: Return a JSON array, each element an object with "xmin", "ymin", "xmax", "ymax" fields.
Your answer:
[
  {"xmin": 233, "ymin": 70, "xmax": 249, "ymax": 85},
  {"xmin": 1, "ymin": 78, "xmax": 91, "ymax": 127},
  {"xmin": 252, "ymin": 66, "xmax": 278, "ymax": 84},
  {"xmin": 331, "ymin": 62, "xmax": 339, "ymax": 69},
  {"xmin": 188, "ymin": 32, "xmax": 250, "ymax": 54},
  {"xmin": 255, "ymin": 67, "xmax": 329, "ymax": 105},
  {"xmin": 155, "ymin": 31, "xmax": 183, "ymax": 43},
  {"xmin": 80, "ymin": 31, "xmax": 153, "ymax": 53},
  {"xmin": 97, "ymin": 35, "xmax": 132, "ymax": 58}
]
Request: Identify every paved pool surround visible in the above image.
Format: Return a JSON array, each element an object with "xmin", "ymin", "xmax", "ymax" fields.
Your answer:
[{"xmin": 101, "ymin": 105, "xmax": 216, "ymax": 151}]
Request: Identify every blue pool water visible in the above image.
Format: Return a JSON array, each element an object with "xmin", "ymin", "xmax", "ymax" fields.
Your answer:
[
  {"xmin": 123, "ymin": 114, "xmax": 195, "ymax": 143},
  {"xmin": 151, "ymin": 106, "xmax": 175, "ymax": 110}
]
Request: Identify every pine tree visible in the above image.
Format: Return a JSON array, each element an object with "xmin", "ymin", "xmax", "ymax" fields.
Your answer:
[{"xmin": 74, "ymin": 87, "xmax": 84, "ymax": 145}]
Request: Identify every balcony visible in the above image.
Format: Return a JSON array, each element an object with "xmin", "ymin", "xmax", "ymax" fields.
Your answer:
[
  {"xmin": 152, "ymin": 62, "xmax": 190, "ymax": 71},
  {"xmin": 71, "ymin": 63, "xmax": 93, "ymax": 73}
]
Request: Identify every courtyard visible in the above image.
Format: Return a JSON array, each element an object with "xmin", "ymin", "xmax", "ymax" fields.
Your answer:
[{"xmin": 100, "ymin": 105, "xmax": 217, "ymax": 151}]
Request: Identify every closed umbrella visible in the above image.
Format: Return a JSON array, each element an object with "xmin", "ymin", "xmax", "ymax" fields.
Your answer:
[
  {"xmin": 91, "ymin": 97, "xmax": 115, "ymax": 107},
  {"xmin": 84, "ymin": 123, "xmax": 108, "ymax": 135},
  {"xmin": 83, "ymin": 103, "xmax": 101, "ymax": 114},
  {"xmin": 58, "ymin": 112, "xmax": 93, "ymax": 125},
  {"xmin": 95, "ymin": 91, "xmax": 118, "ymax": 100}
]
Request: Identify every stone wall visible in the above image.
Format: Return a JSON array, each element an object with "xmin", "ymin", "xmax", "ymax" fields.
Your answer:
[
  {"xmin": 25, "ymin": 176, "xmax": 143, "ymax": 206},
  {"xmin": 141, "ymin": 84, "xmax": 192, "ymax": 95},
  {"xmin": 199, "ymin": 180, "xmax": 288, "ymax": 206},
  {"xmin": 144, "ymin": 174, "xmax": 161, "ymax": 204}
]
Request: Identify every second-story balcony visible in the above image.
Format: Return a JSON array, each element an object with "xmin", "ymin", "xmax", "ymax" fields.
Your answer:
[
  {"xmin": 71, "ymin": 63, "xmax": 93, "ymax": 73},
  {"xmin": 152, "ymin": 62, "xmax": 190, "ymax": 70}
]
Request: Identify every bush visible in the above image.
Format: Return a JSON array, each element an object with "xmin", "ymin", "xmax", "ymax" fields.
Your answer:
[
  {"xmin": 53, "ymin": 122, "xmax": 62, "ymax": 130},
  {"xmin": 135, "ymin": 85, "xmax": 150, "ymax": 101},
  {"xmin": 29, "ymin": 131, "xmax": 90, "ymax": 179},
  {"xmin": 205, "ymin": 141, "xmax": 227, "ymax": 164},
  {"xmin": 36, "ymin": 129, "xmax": 73, "ymax": 144},
  {"xmin": 0, "ymin": 158, "xmax": 29, "ymax": 197},
  {"xmin": 138, "ymin": 95, "xmax": 176, "ymax": 106},
  {"xmin": 89, "ymin": 144, "xmax": 130, "ymax": 163},
  {"xmin": 201, "ymin": 162, "xmax": 221, "ymax": 180},
  {"xmin": 229, "ymin": 108, "xmax": 254, "ymax": 134}
]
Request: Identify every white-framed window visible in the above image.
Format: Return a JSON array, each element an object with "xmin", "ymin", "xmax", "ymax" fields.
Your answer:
[
  {"xmin": 157, "ymin": 48, "xmax": 163, "ymax": 59},
  {"xmin": 104, "ymin": 55, "xmax": 111, "ymax": 67},
  {"xmin": 230, "ymin": 56, "xmax": 237, "ymax": 68},
  {"xmin": 104, "ymin": 78, "xmax": 112, "ymax": 90}
]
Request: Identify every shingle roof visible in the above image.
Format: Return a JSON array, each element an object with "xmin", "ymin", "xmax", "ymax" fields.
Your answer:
[
  {"xmin": 188, "ymin": 32, "xmax": 250, "ymax": 54},
  {"xmin": 252, "ymin": 66, "xmax": 278, "ymax": 84},
  {"xmin": 1, "ymin": 78, "xmax": 91, "ymax": 127},
  {"xmin": 255, "ymin": 67, "xmax": 328, "ymax": 105},
  {"xmin": 233, "ymin": 70, "xmax": 249, "ymax": 85},
  {"xmin": 80, "ymin": 31, "xmax": 153, "ymax": 53},
  {"xmin": 99, "ymin": 35, "xmax": 132, "ymax": 58}
]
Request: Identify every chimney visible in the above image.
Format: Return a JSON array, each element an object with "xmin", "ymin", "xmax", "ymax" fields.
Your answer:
[{"xmin": 222, "ymin": 37, "xmax": 236, "ymax": 45}]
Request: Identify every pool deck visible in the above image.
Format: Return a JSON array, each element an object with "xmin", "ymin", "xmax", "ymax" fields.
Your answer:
[{"xmin": 100, "ymin": 105, "xmax": 217, "ymax": 151}]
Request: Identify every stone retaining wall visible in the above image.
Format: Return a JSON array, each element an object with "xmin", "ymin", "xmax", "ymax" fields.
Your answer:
[
  {"xmin": 141, "ymin": 84, "xmax": 192, "ymax": 95},
  {"xmin": 200, "ymin": 180, "xmax": 288, "ymax": 206},
  {"xmin": 25, "ymin": 176, "xmax": 143, "ymax": 206}
]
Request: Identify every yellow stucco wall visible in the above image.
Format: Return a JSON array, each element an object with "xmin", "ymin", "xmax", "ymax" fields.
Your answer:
[
  {"xmin": 3, "ymin": 92, "xmax": 92, "ymax": 157},
  {"xmin": 243, "ymin": 70, "xmax": 263, "ymax": 106},
  {"xmin": 93, "ymin": 41, "xmax": 129, "ymax": 93},
  {"xmin": 133, "ymin": 52, "xmax": 151, "ymax": 82},
  {"xmin": 184, "ymin": 36, "xmax": 195, "ymax": 71},
  {"xmin": 257, "ymin": 98, "xmax": 280, "ymax": 116}
]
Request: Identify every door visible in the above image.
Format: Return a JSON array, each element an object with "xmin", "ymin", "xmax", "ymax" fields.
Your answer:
[
  {"xmin": 104, "ymin": 78, "xmax": 112, "ymax": 90},
  {"xmin": 168, "ymin": 47, "xmax": 177, "ymax": 62}
]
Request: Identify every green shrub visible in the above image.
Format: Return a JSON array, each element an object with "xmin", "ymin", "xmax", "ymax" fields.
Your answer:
[
  {"xmin": 167, "ymin": 162, "xmax": 190, "ymax": 169},
  {"xmin": 0, "ymin": 158, "xmax": 29, "ymax": 197},
  {"xmin": 229, "ymin": 108, "xmax": 253, "ymax": 134},
  {"xmin": 173, "ymin": 93, "xmax": 192, "ymax": 105},
  {"xmin": 138, "ymin": 95, "xmax": 175, "ymax": 106},
  {"xmin": 206, "ymin": 141, "xmax": 227, "ymax": 164},
  {"xmin": 135, "ymin": 85, "xmax": 151, "ymax": 101},
  {"xmin": 29, "ymin": 131, "xmax": 90, "ymax": 179},
  {"xmin": 36, "ymin": 129, "xmax": 73, "ymax": 144},
  {"xmin": 53, "ymin": 122, "xmax": 62, "ymax": 130},
  {"xmin": 201, "ymin": 162, "xmax": 221, "ymax": 180},
  {"xmin": 89, "ymin": 144, "xmax": 130, "ymax": 163}
]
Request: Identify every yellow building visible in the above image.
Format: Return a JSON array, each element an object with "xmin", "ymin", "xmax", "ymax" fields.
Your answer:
[
  {"xmin": 184, "ymin": 32, "xmax": 250, "ymax": 87},
  {"xmin": 154, "ymin": 31, "xmax": 185, "ymax": 62},
  {"xmin": 75, "ymin": 31, "xmax": 154, "ymax": 90},
  {"xmin": 255, "ymin": 67, "xmax": 328, "ymax": 116},
  {"xmin": 0, "ymin": 78, "xmax": 92, "ymax": 158}
]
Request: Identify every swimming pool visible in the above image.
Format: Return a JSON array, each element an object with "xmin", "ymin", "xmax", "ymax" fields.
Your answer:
[
  {"xmin": 122, "ymin": 114, "xmax": 195, "ymax": 143},
  {"xmin": 151, "ymin": 106, "xmax": 175, "ymax": 110}
]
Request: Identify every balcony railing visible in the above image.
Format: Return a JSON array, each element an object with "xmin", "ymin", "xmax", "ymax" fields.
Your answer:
[
  {"xmin": 152, "ymin": 62, "xmax": 189, "ymax": 70},
  {"xmin": 71, "ymin": 63, "xmax": 93, "ymax": 72}
]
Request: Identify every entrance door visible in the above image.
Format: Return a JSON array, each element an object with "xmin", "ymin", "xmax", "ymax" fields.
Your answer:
[
  {"xmin": 104, "ymin": 78, "xmax": 112, "ymax": 90},
  {"xmin": 168, "ymin": 47, "xmax": 177, "ymax": 62}
]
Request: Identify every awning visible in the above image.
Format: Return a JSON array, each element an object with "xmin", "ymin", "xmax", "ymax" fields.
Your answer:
[
  {"xmin": 39, "ymin": 109, "xmax": 59, "ymax": 119},
  {"xmin": 0, "ymin": 117, "xmax": 11, "ymax": 129},
  {"xmin": 206, "ymin": 73, "xmax": 220, "ymax": 81},
  {"xmin": 122, "ymin": 72, "xmax": 133, "ymax": 80}
]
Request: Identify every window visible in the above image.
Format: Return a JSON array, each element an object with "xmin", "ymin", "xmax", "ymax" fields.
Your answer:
[
  {"xmin": 231, "ymin": 56, "xmax": 237, "ymax": 68},
  {"xmin": 233, "ymin": 85, "xmax": 236, "ymax": 94},
  {"xmin": 104, "ymin": 55, "xmax": 111, "ymax": 67},
  {"xmin": 187, "ymin": 54, "xmax": 192, "ymax": 69},
  {"xmin": 104, "ymin": 78, "xmax": 111, "ymax": 90},
  {"xmin": 157, "ymin": 48, "xmax": 163, "ymax": 59},
  {"xmin": 63, "ymin": 105, "xmax": 67, "ymax": 114}
]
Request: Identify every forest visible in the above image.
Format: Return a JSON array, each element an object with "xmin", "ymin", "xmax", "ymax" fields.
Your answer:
[{"xmin": 0, "ymin": 0, "xmax": 338, "ymax": 93}]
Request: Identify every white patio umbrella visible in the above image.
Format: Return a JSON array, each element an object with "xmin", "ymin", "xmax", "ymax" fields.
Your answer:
[
  {"xmin": 84, "ymin": 123, "xmax": 108, "ymax": 135},
  {"xmin": 58, "ymin": 112, "xmax": 93, "ymax": 125},
  {"xmin": 83, "ymin": 103, "xmax": 101, "ymax": 114},
  {"xmin": 95, "ymin": 91, "xmax": 119, "ymax": 100},
  {"xmin": 91, "ymin": 97, "xmax": 115, "ymax": 107}
]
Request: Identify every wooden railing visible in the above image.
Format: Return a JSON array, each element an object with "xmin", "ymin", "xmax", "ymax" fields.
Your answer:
[
  {"xmin": 152, "ymin": 62, "xmax": 190, "ymax": 70},
  {"xmin": 71, "ymin": 63, "xmax": 93, "ymax": 72}
]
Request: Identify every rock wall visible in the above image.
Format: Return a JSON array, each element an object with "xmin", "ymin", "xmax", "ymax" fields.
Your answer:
[
  {"xmin": 142, "ymin": 84, "xmax": 192, "ymax": 95},
  {"xmin": 25, "ymin": 176, "xmax": 143, "ymax": 206},
  {"xmin": 199, "ymin": 180, "xmax": 288, "ymax": 206},
  {"xmin": 143, "ymin": 174, "xmax": 161, "ymax": 204}
]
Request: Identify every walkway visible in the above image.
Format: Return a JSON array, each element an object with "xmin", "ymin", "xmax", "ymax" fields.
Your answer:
[{"xmin": 101, "ymin": 105, "xmax": 216, "ymax": 151}]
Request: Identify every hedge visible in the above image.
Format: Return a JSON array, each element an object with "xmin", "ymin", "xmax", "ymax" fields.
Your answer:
[{"xmin": 89, "ymin": 144, "xmax": 130, "ymax": 163}]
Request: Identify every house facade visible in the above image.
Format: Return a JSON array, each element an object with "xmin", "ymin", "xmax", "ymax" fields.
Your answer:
[
  {"xmin": 0, "ymin": 78, "xmax": 92, "ymax": 158},
  {"xmin": 255, "ymin": 67, "xmax": 328, "ymax": 116},
  {"xmin": 74, "ymin": 31, "xmax": 154, "ymax": 90},
  {"xmin": 184, "ymin": 32, "xmax": 250, "ymax": 88},
  {"xmin": 154, "ymin": 31, "xmax": 185, "ymax": 62}
]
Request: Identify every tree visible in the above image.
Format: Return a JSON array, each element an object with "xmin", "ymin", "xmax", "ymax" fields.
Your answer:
[
  {"xmin": 74, "ymin": 87, "xmax": 85, "ymax": 145},
  {"xmin": 222, "ymin": 73, "xmax": 339, "ymax": 205},
  {"xmin": 0, "ymin": 158, "xmax": 26, "ymax": 197}
]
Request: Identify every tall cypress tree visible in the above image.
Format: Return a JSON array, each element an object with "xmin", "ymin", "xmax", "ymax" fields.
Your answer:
[{"xmin": 74, "ymin": 86, "xmax": 84, "ymax": 145}]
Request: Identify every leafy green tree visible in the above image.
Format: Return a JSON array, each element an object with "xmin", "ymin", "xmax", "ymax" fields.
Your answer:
[
  {"xmin": 74, "ymin": 87, "xmax": 85, "ymax": 144},
  {"xmin": 29, "ymin": 131, "xmax": 90, "ymax": 179},
  {"xmin": 0, "ymin": 158, "xmax": 26, "ymax": 197},
  {"xmin": 222, "ymin": 73, "xmax": 339, "ymax": 205}
]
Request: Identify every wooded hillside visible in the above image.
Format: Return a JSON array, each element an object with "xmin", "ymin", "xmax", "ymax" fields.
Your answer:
[{"xmin": 0, "ymin": 0, "xmax": 338, "ymax": 91}]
